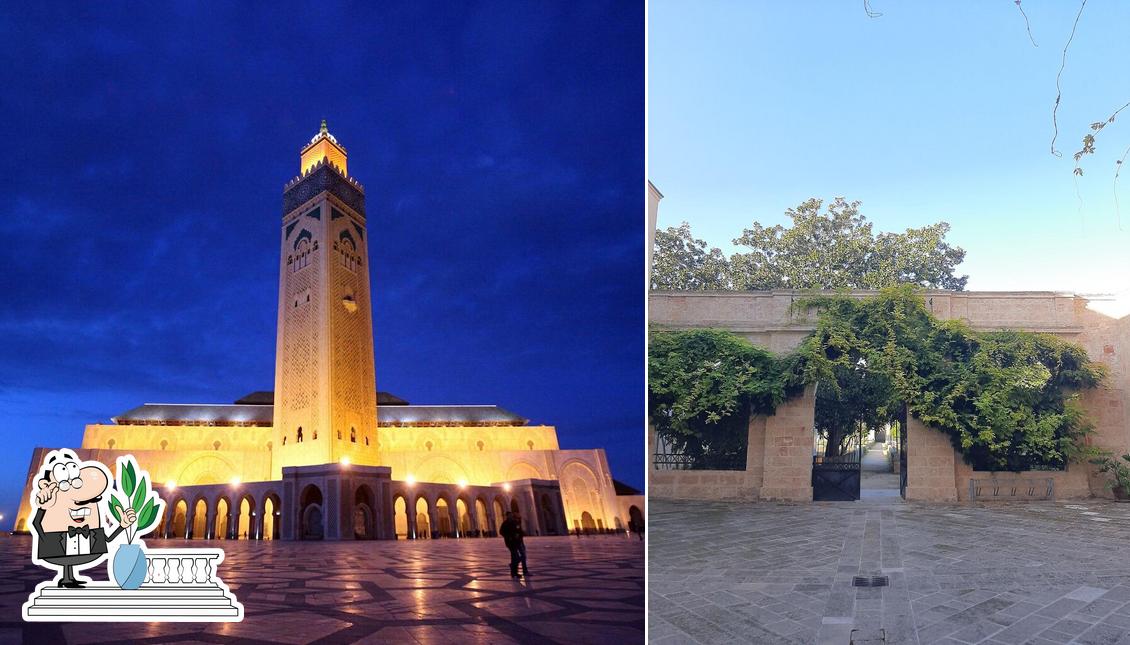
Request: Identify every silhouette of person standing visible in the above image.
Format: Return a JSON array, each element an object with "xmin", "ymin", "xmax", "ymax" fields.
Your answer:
[{"xmin": 499, "ymin": 511, "xmax": 530, "ymax": 578}]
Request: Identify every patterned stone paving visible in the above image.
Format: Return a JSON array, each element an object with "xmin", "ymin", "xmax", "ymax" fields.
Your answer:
[
  {"xmin": 0, "ymin": 534, "xmax": 642, "ymax": 644},
  {"xmin": 650, "ymin": 498, "xmax": 1130, "ymax": 644}
]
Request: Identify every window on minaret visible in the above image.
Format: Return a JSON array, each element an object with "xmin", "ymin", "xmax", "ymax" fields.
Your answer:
[
  {"xmin": 351, "ymin": 427, "xmax": 356, "ymax": 443},
  {"xmin": 283, "ymin": 436, "xmax": 287, "ymax": 446},
  {"xmin": 297, "ymin": 427, "xmax": 304, "ymax": 443},
  {"xmin": 313, "ymin": 430, "xmax": 318, "ymax": 440},
  {"xmin": 337, "ymin": 430, "xmax": 342, "ymax": 440}
]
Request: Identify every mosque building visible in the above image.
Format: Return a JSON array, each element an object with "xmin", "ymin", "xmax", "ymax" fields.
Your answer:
[{"xmin": 14, "ymin": 122, "xmax": 643, "ymax": 542}]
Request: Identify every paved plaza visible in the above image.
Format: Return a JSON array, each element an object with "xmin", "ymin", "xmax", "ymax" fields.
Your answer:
[
  {"xmin": 0, "ymin": 535, "xmax": 642, "ymax": 644},
  {"xmin": 650, "ymin": 498, "xmax": 1130, "ymax": 645}
]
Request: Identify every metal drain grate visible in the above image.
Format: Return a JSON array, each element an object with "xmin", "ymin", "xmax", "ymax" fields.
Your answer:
[{"xmin": 852, "ymin": 576, "xmax": 889, "ymax": 587}]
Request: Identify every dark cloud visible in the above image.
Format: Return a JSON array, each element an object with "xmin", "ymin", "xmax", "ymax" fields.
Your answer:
[{"xmin": 0, "ymin": 2, "xmax": 644, "ymax": 513}]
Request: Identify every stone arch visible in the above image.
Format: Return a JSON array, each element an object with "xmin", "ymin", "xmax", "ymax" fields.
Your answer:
[
  {"xmin": 474, "ymin": 497, "xmax": 489, "ymax": 536},
  {"xmin": 414, "ymin": 455, "xmax": 470, "ymax": 486},
  {"xmin": 236, "ymin": 493, "xmax": 256, "ymax": 540},
  {"xmin": 190, "ymin": 497, "xmax": 208, "ymax": 540},
  {"xmin": 560, "ymin": 460, "xmax": 604, "ymax": 530},
  {"xmin": 506, "ymin": 461, "xmax": 542, "ymax": 481},
  {"xmin": 435, "ymin": 495, "xmax": 453, "ymax": 537},
  {"xmin": 299, "ymin": 484, "xmax": 324, "ymax": 540},
  {"xmin": 176, "ymin": 454, "xmax": 238, "ymax": 487},
  {"xmin": 214, "ymin": 496, "xmax": 232, "ymax": 540},
  {"xmin": 455, "ymin": 496, "xmax": 472, "ymax": 537},
  {"xmin": 415, "ymin": 495, "xmax": 430, "ymax": 539},
  {"xmin": 493, "ymin": 497, "xmax": 507, "ymax": 532},
  {"xmin": 353, "ymin": 484, "xmax": 375, "ymax": 540},
  {"xmin": 169, "ymin": 498, "xmax": 188, "ymax": 538},
  {"xmin": 581, "ymin": 511, "xmax": 597, "ymax": 532},
  {"xmin": 262, "ymin": 491, "xmax": 281, "ymax": 540},
  {"xmin": 394, "ymin": 493, "xmax": 409, "ymax": 539}
]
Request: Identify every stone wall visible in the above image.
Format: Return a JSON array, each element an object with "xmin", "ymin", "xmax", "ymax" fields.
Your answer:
[{"xmin": 649, "ymin": 290, "xmax": 1130, "ymax": 503}]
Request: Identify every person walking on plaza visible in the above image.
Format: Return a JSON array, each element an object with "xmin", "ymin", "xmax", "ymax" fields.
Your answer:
[{"xmin": 499, "ymin": 511, "xmax": 529, "ymax": 578}]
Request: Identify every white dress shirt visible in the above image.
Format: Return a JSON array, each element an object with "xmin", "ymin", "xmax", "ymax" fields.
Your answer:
[{"xmin": 65, "ymin": 532, "xmax": 91, "ymax": 556}]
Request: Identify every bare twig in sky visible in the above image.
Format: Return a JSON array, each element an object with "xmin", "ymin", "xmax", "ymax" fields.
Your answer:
[
  {"xmin": 1051, "ymin": 0, "xmax": 1087, "ymax": 157},
  {"xmin": 1014, "ymin": 1, "xmax": 1038, "ymax": 47}
]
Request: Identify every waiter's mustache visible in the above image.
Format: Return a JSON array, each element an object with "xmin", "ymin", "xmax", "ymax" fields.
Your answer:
[{"xmin": 72, "ymin": 494, "xmax": 102, "ymax": 506}]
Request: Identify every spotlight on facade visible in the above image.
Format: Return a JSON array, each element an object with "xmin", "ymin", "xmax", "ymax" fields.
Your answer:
[
  {"xmin": 406, "ymin": 474, "xmax": 416, "ymax": 486},
  {"xmin": 458, "ymin": 479, "xmax": 467, "ymax": 489},
  {"xmin": 340, "ymin": 456, "xmax": 351, "ymax": 466},
  {"xmin": 167, "ymin": 481, "xmax": 176, "ymax": 490},
  {"xmin": 503, "ymin": 483, "xmax": 511, "ymax": 492},
  {"xmin": 230, "ymin": 476, "xmax": 241, "ymax": 486}
]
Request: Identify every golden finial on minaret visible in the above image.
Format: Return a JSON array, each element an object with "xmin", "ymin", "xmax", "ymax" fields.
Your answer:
[{"xmin": 300, "ymin": 119, "xmax": 347, "ymax": 175}]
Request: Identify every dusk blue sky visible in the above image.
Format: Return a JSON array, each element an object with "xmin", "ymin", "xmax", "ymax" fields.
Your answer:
[
  {"xmin": 650, "ymin": 1, "xmax": 1130, "ymax": 314},
  {"xmin": 0, "ymin": 3, "xmax": 643, "ymax": 520}
]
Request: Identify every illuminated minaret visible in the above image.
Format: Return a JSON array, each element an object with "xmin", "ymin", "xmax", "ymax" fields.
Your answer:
[{"xmin": 272, "ymin": 120, "xmax": 378, "ymax": 477}]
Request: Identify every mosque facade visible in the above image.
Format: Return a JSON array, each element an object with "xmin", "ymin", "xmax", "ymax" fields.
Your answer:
[{"xmin": 14, "ymin": 123, "xmax": 643, "ymax": 542}]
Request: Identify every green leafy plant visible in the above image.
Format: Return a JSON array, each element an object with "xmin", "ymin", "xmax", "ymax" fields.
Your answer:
[
  {"xmin": 648, "ymin": 328, "xmax": 795, "ymax": 466},
  {"xmin": 1091, "ymin": 452, "xmax": 1130, "ymax": 494},
  {"xmin": 109, "ymin": 458, "xmax": 163, "ymax": 544},
  {"xmin": 648, "ymin": 286, "xmax": 1107, "ymax": 472},
  {"xmin": 793, "ymin": 287, "xmax": 1106, "ymax": 471}
]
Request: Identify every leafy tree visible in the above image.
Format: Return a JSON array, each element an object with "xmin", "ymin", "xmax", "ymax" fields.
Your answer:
[
  {"xmin": 815, "ymin": 361, "xmax": 898, "ymax": 458},
  {"xmin": 651, "ymin": 222, "xmax": 731, "ymax": 290},
  {"xmin": 795, "ymin": 287, "xmax": 1106, "ymax": 470},
  {"xmin": 730, "ymin": 198, "xmax": 968, "ymax": 291},
  {"xmin": 650, "ymin": 198, "xmax": 967, "ymax": 291},
  {"xmin": 648, "ymin": 329, "xmax": 790, "ymax": 467}
]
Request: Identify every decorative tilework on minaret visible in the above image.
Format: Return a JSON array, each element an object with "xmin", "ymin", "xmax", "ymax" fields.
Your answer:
[{"xmin": 273, "ymin": 122, "xmax": 378, "ymax": 478}]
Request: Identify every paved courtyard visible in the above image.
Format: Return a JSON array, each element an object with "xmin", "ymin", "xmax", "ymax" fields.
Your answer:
[
  {"xmin": 0, "ymin": 534, "xmax": 642, "ymax": 644},
  {"xmin": 650, "ymin": 498, "xmax": 1130, "ymax": 645}
]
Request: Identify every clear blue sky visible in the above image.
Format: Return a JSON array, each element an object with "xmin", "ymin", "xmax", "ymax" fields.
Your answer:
[{"xmin": 649, "ymin": 1, "xmax": 1130, "ymax": 314}]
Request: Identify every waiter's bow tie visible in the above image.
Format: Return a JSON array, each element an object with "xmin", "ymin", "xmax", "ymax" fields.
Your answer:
[{"xmin": 67, "ymin": 526, "xmax": 91, "ymax": 538}]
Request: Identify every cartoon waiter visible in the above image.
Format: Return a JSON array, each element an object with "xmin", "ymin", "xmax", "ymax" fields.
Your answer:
[{"xmin": 30, "ymin": 449, "xmax": 136, "ymax": 587}]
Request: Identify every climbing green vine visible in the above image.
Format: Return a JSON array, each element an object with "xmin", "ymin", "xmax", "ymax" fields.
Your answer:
[{"xmin": 649, "ymin": 286, "xmax": 1107, "ymax": 471}]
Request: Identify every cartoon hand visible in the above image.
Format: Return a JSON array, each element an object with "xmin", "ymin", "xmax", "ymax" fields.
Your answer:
[
  {"xmin": 121, "ymin": 508, "xmax": 137, "ymax": 528},
  {"xmin": 36, "ymin": 480, "xmax": 58, "ymax": 506}
]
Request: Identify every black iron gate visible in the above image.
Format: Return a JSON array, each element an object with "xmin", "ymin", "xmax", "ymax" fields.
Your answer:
[{"xmin": 812, "ymin": 451, "xmax": 861, "ymax": 501}]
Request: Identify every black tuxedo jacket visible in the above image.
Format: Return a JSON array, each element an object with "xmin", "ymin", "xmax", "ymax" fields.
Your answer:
[{"xmin": 32, "ymin": 508, "xmax": 123, "ymax": 560}]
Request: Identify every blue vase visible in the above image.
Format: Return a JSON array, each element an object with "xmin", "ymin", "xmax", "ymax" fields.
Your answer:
[{"xmin": 113, "ymin": 543, "xmax": 147, "ymax": 589}]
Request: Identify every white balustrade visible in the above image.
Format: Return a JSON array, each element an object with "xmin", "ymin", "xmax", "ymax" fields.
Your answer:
[{"xmin": 141, "ymin": 549, "xmax": 223, "ymax": 586}]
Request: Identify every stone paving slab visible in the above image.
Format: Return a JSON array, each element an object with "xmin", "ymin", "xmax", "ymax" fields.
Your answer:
[
  {"xmin": 0, "ymin": 534, "xmax": 642, "ymax": 643},
  {"xmin": 650, "ymin": 498, "xmax": 1130, "ymax": 644}
]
